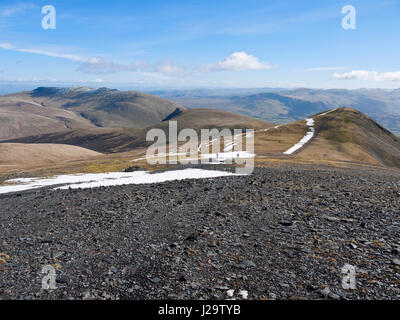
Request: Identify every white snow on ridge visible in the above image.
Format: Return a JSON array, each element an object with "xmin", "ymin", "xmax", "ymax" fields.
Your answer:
[
  {"xmin": 305, "ymin": 118, "xmax": 315, "ymax": 126},
  {"xmin": 318, "ymin": 108, "xmax": 337, "ymax": 117},
  {"xmin": 282, "ymin": 109, "xmax": 336, "ymax": 155},
  {"xmin": 0, "ymin": 169, "xmax": 242, "ymax": 194},
  {"xmin": 283, "ymin": 118, "xmax": 315, "ymax": 155}
]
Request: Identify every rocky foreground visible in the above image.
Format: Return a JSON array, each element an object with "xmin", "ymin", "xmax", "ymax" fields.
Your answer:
[{"xmin": 0, "ymin": 165, "xmax": 399, "ymax": 300}]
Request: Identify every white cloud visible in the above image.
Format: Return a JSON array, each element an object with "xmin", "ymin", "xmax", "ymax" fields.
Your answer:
[
  {"xmin": 0, "ymin": 43, "xmax": 273, "ymax": 79},
  {"xmin": 333, "ymin": 70, "xmax": 400, "ymax": 81},
  {"xmin": 0, "ymin": 43, "xmax": 143, "ymax": 75},
  {"xmin": 0, "ymin": 43, "xmax": 184, "ymax": 77},
  {"xmin": 78, "ymin": 57, "xmax": 187, "ymax": 77},
  {"xmin": 78, "ymin": 79, "xmax": 105, "ymax": 83},
  {"xmin": 0, "ymin": 3, "xmax": 36, "ymax": 17},
  {"xmin": 209, "ymin": 52, "xmax": 273, "ymax": 71},
  {"xmin": 77, "ymin": 57, "xmax": 148, "ymax": 74},
  {"xmin": 377, "ymin": 72, "xmax": 400, "ymax": 81},
  {"xmin": 304, "ymin": 67, "xmax": 345, "ymax": 72},
  {"xmin": 17, "ymin": 48, "xmax": 86, "ymax": 62},
  {"xmin": 0, "ymin": 43, "xmax": 86, "ymax": 61},
  {"xmin": 0, "ymin": 43, "xmax": 14, "ymax": 50},
  {"xmin": 154, "ymin": 62, "xmax": 186, "ymax": 76}
]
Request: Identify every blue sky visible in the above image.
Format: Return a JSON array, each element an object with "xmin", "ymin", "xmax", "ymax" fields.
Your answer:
[{"xmin": 0, "ymin": 0, "xmax": 399, "ymax": 89}]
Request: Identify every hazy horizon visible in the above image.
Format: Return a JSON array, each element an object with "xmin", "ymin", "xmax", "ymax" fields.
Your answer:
[{"xmin": 1, "ymin": 81, "xmax": 400, "ymax": 96}]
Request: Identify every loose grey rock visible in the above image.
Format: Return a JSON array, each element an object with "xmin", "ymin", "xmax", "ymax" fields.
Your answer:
[
  {"xmin": 0, "ymin": 165, "xmax": 399, "ymax": 300},
  {"xmin": 391, "ymin": 258, "xmax": 400, "ymax": 266},
  {"xmin": 56, "ymin": 277, "xmax": 69, "ymax": 284},
  {"xmin": 320, "ymin": 287, "xmax": 331, "ymax": 297},
  {"xmin": 237, "ymin": 260, "xmax": 257, "ymax": 269}
]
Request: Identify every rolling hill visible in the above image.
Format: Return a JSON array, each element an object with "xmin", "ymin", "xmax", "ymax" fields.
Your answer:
[
  {"xmin": 0, "ymin": 143, "xmax": 102, "ymax": 173},
  {"xmin": 158, "ymin": 108, "xmax": 272, "ymax": 132},
  {"xmin": 0, "ymin": 87, "xmax": 185, "ymax": 140},
  {"xmin": 253, "ymin": 107, "xmax": 400, "ymax": 168},
  {"xmin": 0, "ymin": 92, "xmax": 97, "ymax": 140},
  {"xmin": 8, "ymin": 106, "xmax": 400, "ymax": 169},
  {"xmin": 296, "ymin": 107, "xmax": 400, "ymax": 167},
  {"xmin": 6, "ymin": 108, "xmax": 273, "ymax": 153},
  {"xmin": 2, "ymin": 86, "xmax": 400, "ymax": 170}
]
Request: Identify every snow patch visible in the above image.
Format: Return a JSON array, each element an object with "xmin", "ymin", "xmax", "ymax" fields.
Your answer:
[
  {"xmin": 283, "ymin": 118, "xmax": 315, "ymax": 155},
  {"xmin": 0, "ymin": 169, "xmax": 242, "ymax": 194},
  {"xmin": 318, "ymin": 108, "xmax": 337, "ymax": 117}
]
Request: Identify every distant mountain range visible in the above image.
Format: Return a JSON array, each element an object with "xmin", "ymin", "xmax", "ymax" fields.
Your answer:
[{"xmin": 151, "ymin": 88, "xmax": 400, "ymax": 136}]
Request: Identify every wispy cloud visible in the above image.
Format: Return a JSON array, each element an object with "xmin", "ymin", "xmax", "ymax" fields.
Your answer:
[
  {"xmin": 0, "ymin": 42, "xmax": 275, "ymax": 79},
  {"xmin": 217, "ymin": 5, "xmax": 340, "ymax": 35},
  {"xmin": 0, "ymin": 43, "xmax": 86, "ymax": 61},
  {"xmin": 303, "ymin": 67, "xmax": 346, "ymax": 72},
  {"xmin": 333, "ymin": 70, "xmax": 400, "ymax": 81},
  {"xmin": 0, "ymin": 42, "xmax": 187, "ymax": 77},
  {"xmin": 216, "ymin": 2, "xmax": 397, "ymax": 36},
  {"xmin": 153, "ymin": 62, "xmax": 186, "ymax": 76},
  {"xmin": 77, "ymin": 57, "xmax": 148, "ymax": 74},
  {"xmin": 17, "ymin": 48, "xmax": 86, "ymax": 62},
  {"xmin": 78, "ymin": 79, "xmax": 105, "ymax": 83},
  {"xmin": 0, "ymin": 43, "xmax": 14, "ymax": 50},
  {"xmin": 77, "ymin": 57, "xmax": 187, "ymax": 77},
  {"xmin": 0, "ymin": 2, "xmax": 36, "ymax": 17},
  {"xmin": 207, "ymin": 52, "xmax": 274, "ymax": 71}
]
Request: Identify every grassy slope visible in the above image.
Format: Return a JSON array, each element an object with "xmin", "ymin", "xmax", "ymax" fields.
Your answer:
[
  {"xmin": 253, "ymin": 121, "xmax": 309, "ymax": 154},
  {"xmin": 5, "ymin": 108, "xmax": 274, "ymax": 153},
  {"xmin": 297, "ymin": 108, "xmax": 400, "ymax": 167},
  {"xmin": 0, "ymin": 94, "xmax": 96, "ymax": 140},
  {"xmin": 28, "ymin": 88, "xmax": 185, "ymax": 129},
  {"xmin": 0, "ymin": 88, "xmax": 186, "ymax": 141},
  {"xmin": 0, "ymin": 143, "xmax": 102, "ymax": 174}
]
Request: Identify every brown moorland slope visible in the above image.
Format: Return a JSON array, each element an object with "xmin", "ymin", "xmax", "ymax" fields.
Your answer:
[
  {"xmin": 0, "ymin": 87, "xmax": 185, "ymax": 140},
  {"xmin": 25, "ymin": 87, "xmax": 185, "ymax": 128},
  {"xmin": 0, "ymin": 143, "xmax": 102, "ymax": 170},
  {"xmin": 0, "ymin": 93, "xmax": 96, "ymax": 140},
  {"xmin": 6, "ymin": 108, "xmax": 274, "ymax": 153},
  {"xmin": 3, "ymin": 106, "xmax": 400, "ymax": 170},
  {"xmin": 296, "ymin": 107, "xmax": 400, "ymax": 167},
  {"xmin": 253, "ymin": 107, "xmax": 400, "ymax": 168}
]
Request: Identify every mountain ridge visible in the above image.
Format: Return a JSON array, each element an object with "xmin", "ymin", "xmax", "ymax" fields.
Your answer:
[
  {"xmin": 0, "ymin": 87, "xmax": 185, "ymax": 140},
  {"xmin": 153, "ymin": 87, "xmax": 400, "ymax": 135},
  {"xmin": 5, "ymin": 108, "xmax": 273, "ymax": 153}
]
